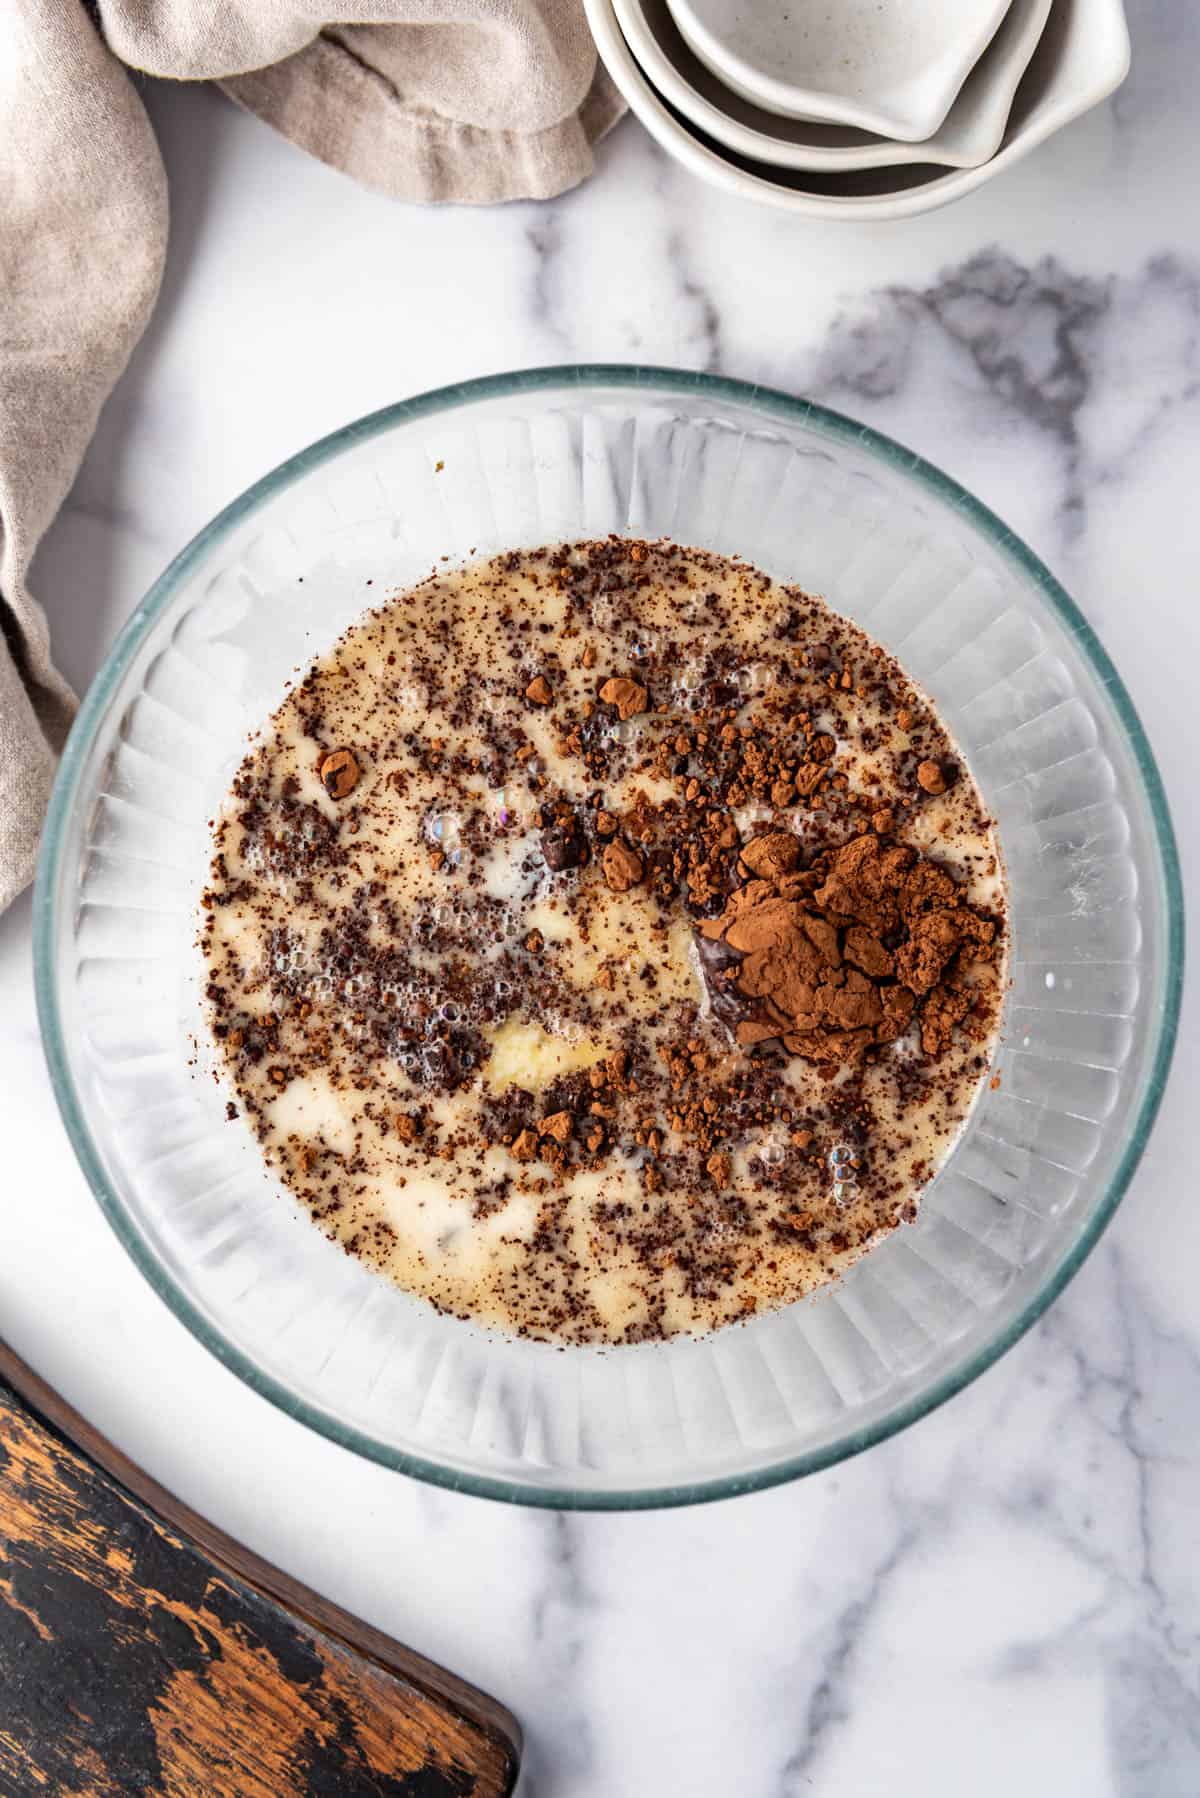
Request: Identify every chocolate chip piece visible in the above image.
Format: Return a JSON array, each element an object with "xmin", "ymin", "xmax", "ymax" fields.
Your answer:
[
  {"xmin": 539, "ymin": 1110, "xmax": 573, "ymax": 1143},
  {"xmin": 417, "ymin": 1040, "xmax": 460, "ymax": 1090},
  {"xmin": 598, "ymin": 676, "xmax": 649, "ymax": 721},
  {"xmin": 540, "ymin": 818, "xmax": 589, "ymax": 872},
  {"xmin": 318, "ymin": 748, "xmax": 360, "ymax": 799},
  {"xmin": 794, "ymin": 763, "xmax": 828, "ymax": 798},
  {"xmin": 740, "ymin": 832, "xmax": 800, "ymax": 879},
  {"xmin": 694, "ymin": 931, "xmax": 745, "ymax": 1030},
  {"xmin": 602, "ymin": 839, "xmax": 644, "ymax": 893},
  {"xmin": 735, "ymin": 1018, "xmax": 782, "ymax": 1047}
]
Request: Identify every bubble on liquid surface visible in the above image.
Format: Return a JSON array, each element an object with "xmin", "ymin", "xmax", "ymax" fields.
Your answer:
[
  {"xmin": 671, "ymin": 662, "xmax": 706, "ymax": 710},
  {"xmin": 829, "ymin": 1142, "xmax": 859, "ymax": 1208},
  {"xmin": 758, "ymin": 1128, "xmax": 788, "ymax": 1167},
  {"xmin": 544, "ymin": 1010, "xmax": 584, "ymax": 1045},
  {"xmin": 736, "ymin": 662, "xmax": 772, "ymax": 696},
  {"xmin": 425, "ymin": 810, "xmax": 464, "ymax": 855}
]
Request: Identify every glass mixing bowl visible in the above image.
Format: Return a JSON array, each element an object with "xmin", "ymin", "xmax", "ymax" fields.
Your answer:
[{"xmin": 35, "ymin": 368, "xmax": 1183, "ymax": 1507}]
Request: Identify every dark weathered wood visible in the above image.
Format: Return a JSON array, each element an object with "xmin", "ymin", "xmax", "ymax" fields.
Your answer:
[{"xmin": 0, "ymin": 1341, "xmax": 520, "ymax": 1797}]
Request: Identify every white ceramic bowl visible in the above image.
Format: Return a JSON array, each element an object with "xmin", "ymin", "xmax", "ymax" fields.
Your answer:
[
  {"xmin": 616, "ymin": 0, "xmax": 1051, "ymax": 172},
  {"xmin": 665, "ymin": 0, "xmax": 1013, "ymax": 138},
  {"xmin": 586, "ymin": 0, "xmax": 1130, "ymax": 219}
]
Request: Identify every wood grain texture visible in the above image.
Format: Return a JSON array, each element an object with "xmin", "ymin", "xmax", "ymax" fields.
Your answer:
[{"xmin": 0, "ymin": 1343, "xmax": 520, "ymax": 1797}]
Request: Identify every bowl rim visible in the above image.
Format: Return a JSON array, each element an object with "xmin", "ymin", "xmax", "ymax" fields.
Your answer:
[
  {"xmin": 661, "ymin": 0, "xmax": 1013, "ymax": 140},
  {"xmin": 35, "ymin": 363, "xmax": 1184, "ymax": 1510},
  {"xmin": 584, "ymin": 0, "xmax": 1131, "ymax": 219},
  {"xmin": 613, "ymin": 0, "xmax": 1052, "ymax": 173}
]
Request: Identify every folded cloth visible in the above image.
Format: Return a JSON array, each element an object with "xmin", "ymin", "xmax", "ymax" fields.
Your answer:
[{"xmin": 0, "ymin": 0, "xmax": 622, "ymax": 911}]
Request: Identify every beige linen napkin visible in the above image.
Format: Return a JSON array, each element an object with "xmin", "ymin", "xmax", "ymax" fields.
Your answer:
[{"xmin": 0, "ymin": 0, "xmax": 622, "ymax": 912}]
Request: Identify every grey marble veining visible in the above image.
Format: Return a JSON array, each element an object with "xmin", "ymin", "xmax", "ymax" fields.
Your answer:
[
  {"xmin": 815, "ymin": 250, "xmax": 1190, "ymax": 526},
  {"xmin": 2, "ymin": 2, "xmax": 1198, "ymax": 1792}
]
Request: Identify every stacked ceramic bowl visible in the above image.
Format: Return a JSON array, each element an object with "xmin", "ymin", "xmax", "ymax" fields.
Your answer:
[{"xmin": 584, "ymin": 0, "xmax": 1130, "ymax": 216}]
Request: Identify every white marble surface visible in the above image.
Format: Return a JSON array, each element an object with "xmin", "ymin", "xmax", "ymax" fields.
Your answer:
[{"xmin": 3, "ymin": 4, "xmax": 1199, "ymax": 1791}]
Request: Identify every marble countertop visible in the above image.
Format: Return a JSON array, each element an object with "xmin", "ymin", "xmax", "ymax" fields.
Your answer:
[{"xmin": 2, "ymin": 3, "xmax": 1197, "ymax": 1791}]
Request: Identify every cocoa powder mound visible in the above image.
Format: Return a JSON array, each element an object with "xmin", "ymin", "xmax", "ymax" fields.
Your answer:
[{"xmin": 698, "ymin": 832, "xmax": 999, "ymax": 1067}]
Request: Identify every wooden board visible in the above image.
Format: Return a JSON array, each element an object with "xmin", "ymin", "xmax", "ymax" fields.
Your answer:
[{"xmin": 0, "ymin": 1342, "xmax": 520, "ymax": 1796}]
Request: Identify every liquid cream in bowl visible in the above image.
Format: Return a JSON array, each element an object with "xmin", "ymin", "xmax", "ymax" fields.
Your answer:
[{"xmin": 201, "ymin": 538, "xmax": 1005, "ymax": 1344}]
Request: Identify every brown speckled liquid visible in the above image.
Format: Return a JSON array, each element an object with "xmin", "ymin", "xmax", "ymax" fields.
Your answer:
[{"xmin": 201, "ymin": 539, "xmax": 1006, "ymax": 1344}]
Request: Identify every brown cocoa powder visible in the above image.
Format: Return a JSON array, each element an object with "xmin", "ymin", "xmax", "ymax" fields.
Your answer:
[{"xmin": 697, "ymin": 832, "xmax": 998, "ymax": 1070}]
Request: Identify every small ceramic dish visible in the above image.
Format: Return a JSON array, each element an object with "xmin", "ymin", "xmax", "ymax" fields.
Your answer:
[
  {"xmin": 665, "ymin": 0, "xmax": 1013, "ymax": 139},
  {"xmin": 616, "ymin": 0, "xmax": 1051, "ymax": 171},
  {"xmin": 586, "ymin": 0, "xmax": 1130, "ymax": 219}
]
